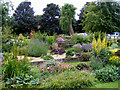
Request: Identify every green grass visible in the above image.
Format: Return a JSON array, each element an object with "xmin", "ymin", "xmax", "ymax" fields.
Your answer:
[{"xmin": 90, "ymin": 80, "xmax": 119, "ymax": 88}]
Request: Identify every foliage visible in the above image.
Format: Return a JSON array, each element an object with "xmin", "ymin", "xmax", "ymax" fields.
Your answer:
[
  {"xmin": 115, "ymin": 50, "xmax": 120, "ymax": 56},
  {"xmin": 5, "ymin": 74, "xmax": 39, "ymax": 88},
  {"xmin": 1, "ymin": 0, "xmax": 14, "ymax": 27},
  {"xmin": 39, "ymin": 60, "xmax": 74, "ymax": 74},
  {"xmin": 18, "ymin": 33, "xmax": 25, "ymax": 41},
  {"xmin": 13, "ymin": 1, "xmax": 35, "ymax": 34},
  {"xmin": 45, "ymin": 36, "xmax": 56, "ymax": 45},
  {"xmin": 72, "ymin": 33, "xmax": 91, "ymax": 44},
  {"xmin": 2, "ymin": 27, "xmax": 13, "ymax": 52},
  {"xmin": 28, "ymin": 39, "xmax": 49, "ymax": 57},
  {"xmin": 40, "ymin": 71, "xmax": 98, "ymax": 88},
  {"xmin": 43, "ymin": 55, "xmax": 53, "ymax": 60},
  {"xmin": 81, "ymin": 44, "xmax": 92, "ymax": 52},
  {"xmin": 109, "ymin": 56, "xmax": 120, "ymax": 66},
  {"xmin": 32, "ymin": 31, "xmax": 47, "ymax": 41},
  {"xmin": 90, "ymin": 56, "xmax": 104, "ymax": 70},
  {"xmin": 95, "ymin": 65, "xmax": 119, "ymax": 82},
  {"xmin": 60, "ymin": 3, "xmax": 76, "ymax": 35},
  {"xmin": 76, "ymin": 63, "xmax": 89, "ymax": 70},
  {"xmin": 2, "ymin": 53, "xmax": 31, "ymax": 80},
  {"xmin": 39, "ymin": 3, "xmax": 60, "ymax": 35},
  {"xmin": 51, "ymin": 43, "xmax": 58, "ymax": 50},
  {"xmin": 110, "ymin": 43, "xmax": 118, "ymax": 49},
  {"xmin": 81, "ymin": 1, "xmax": 120, "ymax": 33},
  {"xmin": 66, "ymin": 49, "xmax": 74, "ymax": 57}
]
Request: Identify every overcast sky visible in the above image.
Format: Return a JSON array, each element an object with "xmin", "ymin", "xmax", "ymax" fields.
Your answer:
[{"xmin": 5, "ymin": 0, "xmax": 119, "ymax": 20}]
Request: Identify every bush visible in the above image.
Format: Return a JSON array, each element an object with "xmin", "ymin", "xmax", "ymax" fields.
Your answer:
[
  {"xmin": 77, "ymin": 53, "xmax": 90, "ymax": 61},
  {"xmin": 40, "ymin": 71, "xmax": 98, "ymax": 88},
  {"xmin": 28, "ymin": 39, "xmax": 49, "ymax": 57},
  {"xmin": 115, "ymin": 50, "xmax": 120, "ymax": 57},
  {"xmin": 43, "ymin": 55, "xmax": 53, "ymax": 60},
  {"xmin": 45, "ymin": 36, "xmax": 56, "ymax": 45},
  {"xmin": 76, "ymin": 63, "xmax": 89, "ymax": 70},
  {"xmin": 2, "ymin": 53, "xmax": 31, "ymax": 80},
  {"xmin": 39, "ymin": 60, "xmax": 74, "ymax": 74},
  {"xmin": 66, "ymin": 49, "xmax": 74, "ymax": 57},
  {"xmin": 90, "ymin": 56, "xmax": 104, "ymax": 70},
  {"xmin": 81, "ymin": 44, "xmax": 92, "ymax": 52},
  {"xmin": 72, "ymin": 33, "xmax": 91, "ymax": 44},
  {"xmin": 109, "ymin": 56, "xmax": 120, "ymax": 66},
  {"xmin": 95, "ymin": 65, "xmax": 119, "ymax": 82},
  {"xmin": 110, "ymin": 43, "xmax": 118, "ymax": 49}
]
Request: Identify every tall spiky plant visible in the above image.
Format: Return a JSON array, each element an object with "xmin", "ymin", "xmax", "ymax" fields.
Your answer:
[
  {"xmin": 92, "ymin": 32, "xmax": 97, "ymax": 51},
  {"xmin": 97, "ymin": 32, "xmax": 101, "ymax": 56}
]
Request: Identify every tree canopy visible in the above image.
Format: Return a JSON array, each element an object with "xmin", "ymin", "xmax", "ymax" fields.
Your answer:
[
  {"xmin": 81, "ymin": 1, "xmax": 120, "ymax": 33},
  {"xmin": 13, "ymin": 1, "xmax": 35, "ymax": 34},
  {"xmin": 39, "ymin": 3, "xmax": 60, "ymax": 35},
  {"xmin": 60, "ymin": 3, "xmax": 76, "ymax": 35}
]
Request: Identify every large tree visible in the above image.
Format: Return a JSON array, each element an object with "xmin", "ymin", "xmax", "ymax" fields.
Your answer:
[
  {"xmin": 81, "ymin": 1, "xmax": 120, "ymax": 33},
  {"xmin": 39, "ymin": 3, "xmax": 60, "ymax": 35},
  {"xmin": 0, "ymin": 0, "xmax": 14, "ymax": 28},
  {"xmin": 60, "ymin": 3, "xmax": 76, "ymax": 35},
  {"xmin": 13, "ymin": 1, "xmax": 35, "ymax": 34}
]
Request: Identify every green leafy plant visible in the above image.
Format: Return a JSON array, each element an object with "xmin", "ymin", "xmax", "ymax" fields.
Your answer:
[
  {"xmin": 110, "ymin": 43, "xmax": 118, "ymax": 49},
  {"xmin": 28, "ymin": 39, "xmax": 49, "ymax": 57},
  {"xmin": 66, "ymin": 49, "xmax": 74, "ymax": 57},
  {"xmin": 76, "ymin": 63, "xmax": 89, "ymax": 70},
  {"xmin": 40, "ymin": 71, "xmax": 98, "ymax": 88},
  {"xmin": 43, "ymin": 55, "xmax": 53, "ymax": 60},
  {"xmin": 95, "ymin": 65, "xmax": 119, "ymax": 82},
  {"xmin": 45, "ymin": 36, "xmax": 56, "ymax": 45},
  {"xmin": 2, "ymin": 53, "xmax": 31, "ymax": 80},
  {"xmin": 5, "ymin": 74, "xmax": 40, "ymax": 88},
  {"xmin": 72, "ymin": 33, "xmax": 91, "ymax": 44}
]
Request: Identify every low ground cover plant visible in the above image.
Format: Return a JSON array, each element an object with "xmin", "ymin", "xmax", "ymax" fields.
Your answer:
[
  {"xmin": 40, "ymin": 71, "xmax": 98, "ymax": 88},
  {"xmin": 95, "ymin": 65, "xmax": 119, "ymax": 82}
]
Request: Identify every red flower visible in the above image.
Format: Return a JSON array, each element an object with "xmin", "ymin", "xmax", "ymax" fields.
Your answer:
[{"xmin": 31, "ymin": 31, "xmax": 34, "ymax": 34}]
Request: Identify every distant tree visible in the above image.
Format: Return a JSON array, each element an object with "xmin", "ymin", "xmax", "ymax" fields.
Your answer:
[
  {"xmin": 0, "ymin": 0, "xmax": 14, "ymax": 28},
  {"xmin": 60, "ymin": 3, "xmax": 76, "ymax": 35},
  {"xmin": 13, "ymin": 1, "xmax": 35, "ymax": 34},
  {"xmin": 40, "ymin": 3, "xmax": 60, "ymax": 35},
  {"xmin": 81, "ymin": 1, "xmax": 120, "ymax": 33}
]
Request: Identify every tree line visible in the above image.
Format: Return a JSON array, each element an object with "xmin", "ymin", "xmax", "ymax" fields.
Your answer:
[{"xmin": 1, "ymin": 0, "xmax": 120, "ymax": 35}]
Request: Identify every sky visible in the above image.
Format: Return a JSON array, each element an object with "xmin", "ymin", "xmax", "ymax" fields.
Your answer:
[{"xmin": 5, "ymin": 0, "xmax": 119, "ymax": 20}]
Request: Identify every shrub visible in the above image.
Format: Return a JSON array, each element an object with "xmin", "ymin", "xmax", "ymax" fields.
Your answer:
[
  {"xmin": 28, "ymin": 39, "xmax": 49, "ymax": 57},
  {"xmin": 66, "ymin": 49, "xmax": 74, "ymax": 57},
  {"xmin": 40, "ymin": 71, "xmax": 98, "ymax": 88},
  {"xmin": 95, "ymin": 65, "xmax": 119, "ymax": 82},
  {"xmin": 76, "ymin": 63, "xmax": 89, "ymax": 70},
  {"xmin": 109, "ymin": 56, "xmax": 120, "ymax": 66},
  {"xmin": 110, "ymin": 43, "xmax": 118, "ymax": 49},
  {"xmin": 2, "ymin": 53, "xmax": 31, "ymax": 80},
  {"xmin": 115, "ymin": 50, "xmax": 120, "ymax": 57},
  {"xmin": 81, "ymin": 44, "xmax": 92, "ymax": 52},
  {"xmin": 90, "ymin": 56, "xmax": 104, "ymax": 70},
  {"xmin": 77, "ymin": 53, "xmax": 90, "ymax": 61},
  {"xmin": 43, "ymin": 55, "xmax": 53, "ymax": 60},
  {"xmin": 39, "ymin": 60, "xmax": 74, "ymax": 74},
  {"xmin": 45, "ymin": 36, "xmax": 56, "ymax": 45},
  {"xmin": 72, "ymin": 33, "xmax": 91, "ymax": 44}
]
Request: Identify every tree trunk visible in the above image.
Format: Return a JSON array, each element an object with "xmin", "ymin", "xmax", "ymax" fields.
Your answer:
[{"xmin": 69, "ymin": 18, "xmax": 74, "ymax": 36}]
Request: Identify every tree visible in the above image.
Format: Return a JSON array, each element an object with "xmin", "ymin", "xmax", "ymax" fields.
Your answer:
[
  {"xmin": 39, "ymin": 3, "xmax": 60, "ymax": 35},
  {"xmin": 81, "ymin": 1, "xmax": 120, "ymax": 33},
  {"xmin": 0, "ymin": 0, "xmax": 14, "ymax": 28},
  {"xmin": 13, "ymin": 1, "xmax": 35, "ymax": 34},
  {"xmin": 60, "ymin": 3, "xmax": 76, "ymax": 35}
]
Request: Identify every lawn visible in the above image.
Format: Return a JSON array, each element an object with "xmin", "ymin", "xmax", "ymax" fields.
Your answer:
[{"xmin": 90, "ymin": 80, "xmax": 119, "ymax": 88}]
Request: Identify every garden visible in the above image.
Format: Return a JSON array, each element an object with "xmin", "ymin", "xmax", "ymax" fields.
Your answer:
[{"xmin": 0, "ymin": 0, "xmax": 120, "ymax": 89}]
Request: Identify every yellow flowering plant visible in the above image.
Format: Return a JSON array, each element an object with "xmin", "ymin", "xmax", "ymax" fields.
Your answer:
[{"xmin": 109, "ymin": 56, "xmax": 120, "ymax": 66}]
